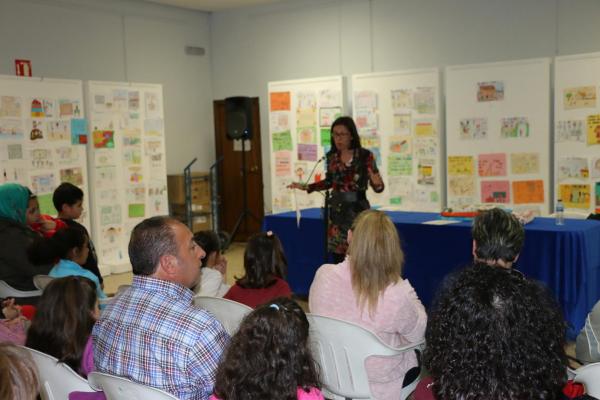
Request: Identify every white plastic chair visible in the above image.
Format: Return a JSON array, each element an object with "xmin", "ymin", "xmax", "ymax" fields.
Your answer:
[
  {"xmin": 193, "ymin": 295, "xmax": 252, "ymax": 336},
  {"xmin": 573, "ymin": 362, "xmax": 600, "ymax": 397},
  {"xmin": 0, "ymin": 280, "xmax": 42, "ymax": 298},
  {"xmin": 23, "ymin": 346, "xmax": 96, "ymax": 400},
  {"xmin": 88, "ymin": 371, "xmax": 179, "ymax": 400},
  {"xmin": 307, "ymin": 314, "xmax": 425, "ymax": 400},
  {"xmin": 33, "ymin": 274, "xmax": 55, "ymax": 290}
]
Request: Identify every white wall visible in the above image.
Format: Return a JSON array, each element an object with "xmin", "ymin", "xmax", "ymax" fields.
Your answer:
[
  {"xmin": 0, "ymin": 0, "xmax": 214, "ymax": 173},
  {"xmin": 209, "ymin": 0, "xmax": 600, "ymax": 212}
]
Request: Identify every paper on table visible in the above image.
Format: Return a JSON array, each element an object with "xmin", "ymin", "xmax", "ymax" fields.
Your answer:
[
  {"xmin": 422, "ymin": 219, "xmax": 461, "ymax": 225},
  {"xmin": 292, "ymin": 189, "xmax": 301, "ymax": 228}
]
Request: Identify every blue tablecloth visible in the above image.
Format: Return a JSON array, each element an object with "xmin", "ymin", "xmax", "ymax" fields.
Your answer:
[{"xmin": 264, "ymin": 208, "xmax": 600, "ymax": 339}]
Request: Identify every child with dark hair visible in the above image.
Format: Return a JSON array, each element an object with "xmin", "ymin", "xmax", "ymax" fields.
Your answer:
[
  {"xmin": 223, "ymin": 231, "xmax": 291, "ymax": 308},
  {"xmin": 193, "ymin": 230, "xmax": 230, "ymax": 297},
  {"xmin": 25, "ymin": 276, "xmax": 105, "ymax": 400},
  {"xmin": 211, "ymin": 297, "xmax": 323, "ymax": 400},
  {"xmin": 28, "ymin": 225, "xmax": 107, "ymax": 302},
  {"xmin": 52, "ymin": 182, "xmax": 102, "ymax": 285}
]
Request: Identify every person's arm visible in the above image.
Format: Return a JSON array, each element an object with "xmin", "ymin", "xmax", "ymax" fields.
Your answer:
[
  {"xmin": 394, "ymin": 281, "xmax": 427, "ymax": 342},
  {"xmin": 366, "ymin": 151, "xmax": 384, "ymax": 193}
]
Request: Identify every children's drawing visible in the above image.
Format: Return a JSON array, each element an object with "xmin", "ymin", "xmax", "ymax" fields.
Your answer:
[
  {"xmin": 48, "ymin": 120, "xmax": 70, "ymax": 141},
  {"xmin": 448, "ymin": 156, "xmax": 474, "ymax": 176},
  {"xmin": 30, "ymin": 148, "xmax": 53, "ymax": 169},
  {"xmin": 460, "ymin": 118, "xmax": 487, "ymax": 140},
  {"xmin": 297, "ymin": 143, "xmax": 318, "ymax": 161},
  {"xmin": 388, "ymin": 154, "xmax": 412, "ymax": 176},
  {"xmin": 480, "ymin": 180, "xmax": 510, "ymax": 203},
  {"xmin": 590, "ymin": 157, "xmax": 600, "ymax": 179},
  {"xmin": 128, "ymin": 91, "xmax": 140, "ymax": 111},
  {"xmin": 355, "ymin": 108, "xmax": 378, "ymax": 131},
  {"xmin": 564, "ymin": 86, "xmax": 596, "ymax": 110},
  {"xmin": 389, "ymin": 135, "xmax": 411, "ymax": 155},
  {"xmin": 414, "ymin": 119, "xmax": 436, "ymax": 137},
  {"xmin": 500, "ymin": 117, "xmax": 529, "ymax": 138},
  {"xmin": 0, "ymin": 119, "xmax": 23, "ymax": 139},
  {"xmin": 60, "ymin": 167, "xmax": 84, "ymax": 186},
  {"xmin": 318, "ymin": 89, "xmax": 341, "ymax": 108},
  {"xmin": 270, "ymin": 92, "xmax": 291, "ymax": 111},
  {"xmin": 29, "ymin": 120, "xmax": 44, "ymax": 140},
  {"xmin": 558, "ymin": 157, "xmax": 589, "ymax": 181},
  {"xmin": 31, "ymin": 99, "xmax": 44, "ymax": 117},
  {"xmin": 414, "ymin": 137, "xmax": 438, "ymax": 157},
  {"xmin": 354, "ymin": 91, "xmax": 378, "ymax": 109},
  {"xmin": 0, "ymin": 96, "xmax": 22, "ymax": 117},
  {"xmin": 478, "ymin": 153, "xmax": 506, "ymax": 177},
  {"xmin": 296, "ymin": 91, "xmax": 317, "ymax": 110},
  {"xmin": 30, "ymin": 173, "xmax": 56, "ymax": 194},
  {"xmin": 391, "ymin": 89, "xmax": 413, "ymax": 111},
  {"xmin": 319, "ymin": 107, "xmax": 342, "ymax": 127},
  {"xmin": 587, "ymin": 114, "xmax": 600, "ymax": 145},
  {"xmin": 55, "ymin": 146, "xmax": 79, "ymax": 165},
  {"xmin": 272, "ymin": 130, "xmax": 292, "ymax": 151},
  {"xmin": 477, "ymin": 81, "xmax": 504, "ymax": 102},
  {"xmin": 556, "ymin": 120, "xmax": 585, "ymax": 142},
  {"xmin": 560, "ymin": 184, "xmax": 591, "ymax": 209},
  {"xmin": 275, "ymin": 151, "xmax": 292, "ymax": 177},
  {"xmin": 417, "ymin": 159, "xmax": 435, "ymax": 185},
  {"xmin": 144, "ymin": 119, "xmax": 163, "ymax": 137},
  {"xmin": 448, "ymin": 176, "xmax": 475, "ymax": 197},
  {"xmin": 414, "ymin": 86, "xmax": 436, "ymax": 114},
  {"xmin": 270, "ymin": 111, "xmax": 290, "ymax": 133},
  {"xmin": 510, "ymin": 153, "xmax": 539, "ymax": 175},
  {"xmin": 512, "ymin": 180, "xmax": 544, "ymax": 204},
  {"xmin": 145, "ymin": 92, "xmax": 161, "ymax": 117},
  {"xmin": 93, "ymin": 130, "xmax": 114, "ymax": 149},
  {"xmin": 393, "ymin": 114, "xmax": 411, "ymax": 135},
  {"xmin": 296, "ymin": 126, "xmax": 316, "ymax": 144}
]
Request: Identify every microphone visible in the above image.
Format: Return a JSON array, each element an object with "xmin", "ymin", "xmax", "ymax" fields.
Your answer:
[{"xmin": 304, "ymin": 155, "xmax": 326, "ymax": 186}]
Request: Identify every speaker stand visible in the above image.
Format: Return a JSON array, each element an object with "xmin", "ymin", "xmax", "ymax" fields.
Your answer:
[{"xmin": 227, "ymin": 137, "xmax": 260, "ymax": 247}]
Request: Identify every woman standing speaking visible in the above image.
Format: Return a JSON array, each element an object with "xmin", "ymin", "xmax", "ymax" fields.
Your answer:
[{"xmin": 289, "ymin": 116, "xmax": 384, "ymax": 263}]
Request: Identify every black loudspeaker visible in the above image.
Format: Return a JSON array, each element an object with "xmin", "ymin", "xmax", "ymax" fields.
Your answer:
[{"xmin": 225, "ymin": 96, "xmax": 253, "ymax": 140}]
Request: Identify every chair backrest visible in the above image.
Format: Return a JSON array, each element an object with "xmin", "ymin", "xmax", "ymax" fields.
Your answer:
[
  {"xmin": 307, "ymin": 313, "xmax": 425, "ymax": 400},
  {"xmin": 0, "ymin": 280, "xmax": 42, "ymax": 298},
  {"xmin": 573, "ymin": 362, "xmax": 600, "ymax": 397},
  {"xmin": 33, "ymin": 275, "xmax": 55, "ymax": 290},
  {"xmin": 23, "ymin": 346, "xmax": 95, "ymax": 400},
  {"xmin": 88, "ymin": 371, "xmax": 179, "ymax": 400},
  {"xmin": 193, "ymin": 295, "xmax": 252, "ymax": 336}
]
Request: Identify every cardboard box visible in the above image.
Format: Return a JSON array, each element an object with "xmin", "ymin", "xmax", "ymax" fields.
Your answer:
[{"xmin": 167, "ymin": 173, "xmax": 210, "ymax": 204}]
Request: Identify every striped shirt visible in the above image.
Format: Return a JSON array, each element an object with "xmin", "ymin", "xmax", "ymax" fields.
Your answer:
[{"xmin": 93, "ymin": 275, "xmax": 229, "ymax": 400}]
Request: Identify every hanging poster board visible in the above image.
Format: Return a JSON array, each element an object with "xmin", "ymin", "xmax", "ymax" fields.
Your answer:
[
  {"xmin": 0, "ymin": 75, "xmax": 90, "ymax": 226},
  {"xmin": 445, "ymin": 58, "xmax": 551, "ymax": 215},
  {"xmin": 86, "ymin": 81, "xmax": 169, "ymax": 274},
  {"xmin": 268, "ymin": 76, "xmax": 345, "ymax": 213},
  {"xmin": 352, "ymin": 68, "xmax": 443, "ymax": 210},
  {"xmin": 554, "ymin": 52, "xmax": 600, "ymax": 214}
]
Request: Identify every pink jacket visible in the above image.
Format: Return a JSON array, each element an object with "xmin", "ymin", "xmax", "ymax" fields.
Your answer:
[{"xmin": 309, "ymin": 258, "xmax": 427, "ymax": 400}]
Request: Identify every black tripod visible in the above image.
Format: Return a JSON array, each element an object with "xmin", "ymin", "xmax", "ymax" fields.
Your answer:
[{"xmin": 228, "ymin": 137, "xmax": 260, "ymax": 246}]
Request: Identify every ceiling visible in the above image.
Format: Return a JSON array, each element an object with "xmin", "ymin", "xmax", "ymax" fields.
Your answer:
[{"xmin": 143, "ymin": 0, "xmax": 287, "ymax": 12}]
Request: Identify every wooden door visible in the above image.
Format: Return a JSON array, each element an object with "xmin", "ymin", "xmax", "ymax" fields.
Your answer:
[{"xmin": 213, "ymin": 98, "xmax": 264, "ymax": 242}]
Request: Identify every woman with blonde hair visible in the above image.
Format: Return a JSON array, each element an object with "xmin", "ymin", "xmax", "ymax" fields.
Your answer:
[
  {"xmin": 0, "ymin": 342, "xmax": 39, "ymax": 400},
  {"xmin": 309, "ymin": 209, "xmax": 426, "ymax": 400}
]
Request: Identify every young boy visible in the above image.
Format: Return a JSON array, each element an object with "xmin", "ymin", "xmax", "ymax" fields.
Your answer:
[{"xmin": 52, "ymin": 183, "xmax": 103, "ymax": 286}]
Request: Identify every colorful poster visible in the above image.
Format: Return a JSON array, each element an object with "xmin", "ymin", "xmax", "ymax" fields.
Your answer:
[
  {"xmin": 558, "ymin": 157, "xmax": 589, "ymax": 181},
  {"xmin": 318, "ymin": 89, "xmax": 341, "ymax": 108},
  {"xmin": 354, "ymin": 91, "xmax": 377, "ymax": 109},
  {"xmin": 275, "ymin": 151, "xmax": 292, "ymax": 177},
  {"xmin": 37, "ymin": 193, "xmax": 55, "ymax": 215},
  {"xmin": 30, "ymin": 173, "xmax": 56, "ymax": 194},
  {"xmin": 391, "ymin": 89, "xmax": 412, "ymax": 110},
  {"xmin": 510, "ymin": 153, "xmax": 539, "ymax": 175},
  {"xmin": 297, "ymin": 143, "xmax": 318, "ymax": 161},
  {"xmin": 478, "ymin": 153, "xmax": 507, "ymax": 177},
  {"xmin": 100, "ymin": 205, "xmax": 122, "ymax": 225},
  {"xmin": 564, "ymin": 86, "xmax": 596, "ymax": 110},
  {"xmin": 560, "ymin": 184, "xmax": 591, "ymax": 209},
  {"xmin": 296, "ymin": 109, "xmax": 316, "ymax": 128},
  {"xmin": 55, "ymin": 146, "xmax": 79, "ymax": 165},
  {"xmin": 128, "ymin": 204, "xmax": 145, "ymax": 218},
  {"xmin": 460, "ymin": 118, "xmax": 487, "ymax": 140},
  {"xmin": 477, "ymin": 81, "xmax": 504, "ymax": 102},
  {"xmin": 29, "ymin": 120, "xmax": 45, "ymax": 141},
  {"xmin": 319, "ymin": 107, "xmax": 341, "ymax": 127},
  {"xmin": 59, "ymin": 167, "xmax": 84, "ymax": 186},
  {"xmin": 272, "ymin": 130, "xmax": 292, "ymax": 151},
  {"xmin": 270, "ymin": 111, "xmax": 290, "ymax": 133},
  {"xmin": 417, "ymin": 159, "xmax": 435, "ymax": 185},
  {"xmin": 270, "ymin": 92, "xmax": 291, "ymax": 111},
  {"xmin": 591, "ymin": 157, "xmax": 600, "ymax": 179},
  {"xmin": 393, "ymin": 114, "xmax": 411, "ymax": 135},
  {"xmin": 388, "ymin": 155, "xmax": 412, "ymax": 176},
  {"xmin": 0, "ymin": 119, "xmax": 24, "ymax": 139},
  {"xmin": 0, "ymin": 96, "xmax": 21, "ymax": 117},
  {"xmin": 587, "ymin": 114, "xmax": 600, "ymax": 145},
  {"xmin": 320, "ymin": 128, "xmax": 331, "ymax": 147},
  {"xmin": 481, "ymin": 180, "xmax": 510, "ymax": 203},
  {"xmin": 501, "ymin": 117, "xmax": 529, "ymax": 138},
  {"xmin": 448, "ymin": 176, "xmax": 475, "ymax": 197},
  {"xmin": 93, "ymin": 130, "xmax": 115, "ymax": 149},
  {"xmin": 513, "ymin": 180, "xmax": 544, "ymax": 204},
  {"xmin": 297, "ymin": 91, "xmax": 317, "ymax": 110},
  {"xmin": 414, "ymin": 87, "xmax": 435, "ymax": 114},
  {"xmin": 414, "ymin": 120, "xmax": 435, "ymax": 137},
  {"xmin": 70, "ymin": 118, "xmax": 88, "ymax": 144},
  {"xmin": 297, "ymin": 126, "xmax": 316, "ymax": 144},
  {"xmin": 389, "ymin": 135, "xmax": 411, "ymax": 154},
  {"xmin": 388, "ymin": 176, "xmax": 412, "ymax": 205},
  {"xmin": 59, "ymin": 99, "xmax": 81, "ymax": 117},
  {"xmin": 30, "ymin": 148, "xmax": 53, "ymax": 169},
  {"xmin": 414, "ymin": 137, "xmax": 438, "ymax": 157},
  {"xmin": 448, "ymin": 156, "xmax": 474, "ymax": 176},
  {"xmin": 355, "ymin": 109, "xmax": 378, "ymax": 131},
  {"xmin": 556, "ymin": 120, "xmax": 585, "ymax": 142},
  {"xmin": 361, "ymin": 136, "xmax": 381, "ymax": 166}
]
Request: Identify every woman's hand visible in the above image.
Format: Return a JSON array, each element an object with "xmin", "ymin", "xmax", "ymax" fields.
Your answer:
[
  {"xmin": 369, "ymin": 171, "xmax": 384, "ymax": 191},
  {"xmin": 287, "ymin": 182, "xmax": 308, "ymax": 191}
]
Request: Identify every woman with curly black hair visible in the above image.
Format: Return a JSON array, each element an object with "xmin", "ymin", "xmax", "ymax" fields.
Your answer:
[
  {"xmin": 210, "ymin": 297, "xmax": 323, "ymax": 400},
  {"xmin": 415, "ymin": 263, "xmax": 568, "ymax": 400}
]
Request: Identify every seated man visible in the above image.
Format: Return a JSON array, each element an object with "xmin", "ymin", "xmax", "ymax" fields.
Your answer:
[
  {"xmin": 471, "ymin": 208, "xmax": 525, "ymax": 269},
  {"xmin": 93, "ymin": 216, "xmax": 229, "ymax": 399}
]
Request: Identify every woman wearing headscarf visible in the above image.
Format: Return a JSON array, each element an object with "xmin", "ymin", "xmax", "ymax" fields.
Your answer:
[{"xmin": 0, "ymin": 183, "xmax": 52, "ymax": 296}]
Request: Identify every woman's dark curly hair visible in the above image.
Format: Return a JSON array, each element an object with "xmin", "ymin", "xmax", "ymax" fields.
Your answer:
[
  {"xmin": 213, "ymin": 297, "xmax": 320, "ymax": 400},
  {"xmin": 424, "ymin": 263, "xmax": 567, "ymax": 400},
  {"xmin": 236, "ymin": 232, "xmax": 287, "ymax": 289}
]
